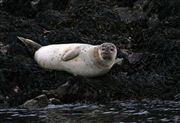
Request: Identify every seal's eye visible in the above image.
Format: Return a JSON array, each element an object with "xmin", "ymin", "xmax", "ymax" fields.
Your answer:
[{"xmin": 110, "ymin": 48, "xmax": 114, "ymax": 51}]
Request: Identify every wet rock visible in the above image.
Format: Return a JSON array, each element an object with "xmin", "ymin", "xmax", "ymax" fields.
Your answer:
[
  {"xmin": 49, "ymin": 98, "xmax": 61, "ymax": 105},
  {"xmin": 43, "ymin": 81, "xmax": 70, "ymax": 99},
  {"xmin": 21, "ymin": 94, "xmax": 48, "ymax": 109},
  {"xmin": 43, "ymin": 77, "xmax": 100, "ymax": 103},
  {"xmin": 174, "ymin": 93, "xmax": 180, "ymax": 101}
]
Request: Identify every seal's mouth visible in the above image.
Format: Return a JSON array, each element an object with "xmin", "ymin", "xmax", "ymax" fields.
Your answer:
[{"xmin": 101, "ymin": 52, "xmax": 113, "ymax": 60}]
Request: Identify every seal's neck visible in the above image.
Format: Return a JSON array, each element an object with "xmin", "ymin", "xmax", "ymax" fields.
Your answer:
[{"xmin": 93, "ymin": 47, "xmax": 114, "ymax": 68}]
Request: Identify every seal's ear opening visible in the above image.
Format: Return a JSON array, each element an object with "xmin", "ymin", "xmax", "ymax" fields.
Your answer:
[{"xmin": 17, "ymin": 36, "xmax": 42, "ymax": 57}]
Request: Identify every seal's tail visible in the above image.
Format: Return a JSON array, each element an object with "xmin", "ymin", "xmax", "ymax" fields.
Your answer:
[{"xmin": 17, "ymin": 36, "xmax": 42, "ymax": 54}]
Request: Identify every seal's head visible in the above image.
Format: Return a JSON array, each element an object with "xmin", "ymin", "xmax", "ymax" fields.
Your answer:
[{"xmin": 99, "ymin": 43, "xmax": 117, "ymax": 61}]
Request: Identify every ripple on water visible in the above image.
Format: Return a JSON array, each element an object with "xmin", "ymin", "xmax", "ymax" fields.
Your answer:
[{"xmin": 0, "ymin": 100, "xmax": 179, "ymax": 123}]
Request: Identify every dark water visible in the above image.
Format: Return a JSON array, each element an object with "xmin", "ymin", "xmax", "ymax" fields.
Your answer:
[{"xmin": 0, "ymin": 100, "xmax": 180, "ymax": 123}]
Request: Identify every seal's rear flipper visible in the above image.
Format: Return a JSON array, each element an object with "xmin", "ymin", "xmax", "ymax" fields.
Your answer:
[{"xmin": 17, "ymin": 36, "xmax": 42, "ymax": 54}]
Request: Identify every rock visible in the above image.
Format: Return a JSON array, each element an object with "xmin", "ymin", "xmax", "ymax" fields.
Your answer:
[
  {"xmin": 21, "ymin": 94, "xmax": 48, "ymax": 109},
  {"xmin": 0, "ymin": 94, "xmax": 9, "ymax": 108},
  {"xmin": 0, "ymin": 44, "xmax": 10, "ymax": 55},
  {"xmin": 30, "ymin": 0, "xmax": 41, "ymax": 10},
  {"xmin": 127, "ymin": 53, "xmax": 143, "ymax": 64},
  {"xmin": 2, "ymin": 0, "xmax": 71, "ymax": 17},
  {"xmin": 174, "ymin": 93, "xmax": 180, "ymax": 101},
  {"xmin": 43, "ymin": 81, "xmax": 69, "ymax": 98},
  {"xmin": 114, "ymin": 0, "xmax": 138, "ymax": 8},
  {"xmin": 43, "ymin": 78, "xmax": 99, "ymax": 103},
  {"xmin": 36, "ymin": 10, "xmax": 71, "ymax": 29},
  {"xmin": 68, "ymin": 0, "xmax": 87, "ymax": 8},
  {"xmin": 0, "ymin": 94, "xmax": 5, "ymax": 101},
  {"xmin": 35, "ymin": 0, "xmax": 53, "ymax": 11},
  {"xmin": 2, "ymin": 0, "xmax": 36, "ymax": 18},
  {"xmin": 134, "ymin": 0, "xmax": 180, "ymax": 19},
  {"xmin": 49, "ymin": 98, "xmax": 61, "ymax": 105},
  {"xmin": 113, "ymin": 7, "xmax": 147, "ymax": 24}
]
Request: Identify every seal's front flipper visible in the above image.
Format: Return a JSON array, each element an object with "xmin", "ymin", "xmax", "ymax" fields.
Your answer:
[
  {"xmin": 17, "ymin": 36, "xmax": 42, "ymax": 54},
  {"xmin": 62, "ymin": 47, "xmax": 80, "ymax": 61},
  {"xmin": 114, "ymin": 58, "xmax": 124, "ymax": 65}
]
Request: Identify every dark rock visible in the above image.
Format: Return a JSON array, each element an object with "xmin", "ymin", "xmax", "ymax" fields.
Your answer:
[
  {"xmin": 21, "ymin": 94, "xmax": 48, "ymax": 109},
  {"xmin": 147, "ymin": 14, "xmax": 160, "ymax": 29},
  {"xmin": 43, "ymin": 81, "xmax": 69, "ymax": 98},
  {"xmin": 127, "ymin": 53, "xmax": 143, "ymax": 64},
  {"xmin": 68, "ymin": 0, "xmax": 87, "ymax": 8},
  {"xmin": 174, "ymin": 93, "xmax": 180, "ymax": 101},
  {"xmin": 0, "ymin": 94, "xmax": 9, "ymax": 108},
  {"xmin": 2, "ymin": 0, "xmax": 36, "ymax": 18},
  {"xmin": 0, "ymin": 94, "xmax": 5, "ymax": 101},
  {"xmin": 114, "ymin": 0, "xmax": 138, "ymax": 8},
  {"xmin": 113, "ymin": 7, "xmax": 147, "ymax": 24},
  {"xmin": 49, "ymin": 98, "xmax": 61, "ymax": 105},
  {"xmin": 36, "ymin": 0, "xmax": 53, "ymax": 11},
  {"xmin": 36, "ymin": 10, "xmax": 71, "ymax": 29},
  {"xmin": 134, "ymin": 0, "xmax": 180, "ymax": 19},
  {"xmin": 2, "ymin": 0, "xmax": 71, "ymax": 18}
]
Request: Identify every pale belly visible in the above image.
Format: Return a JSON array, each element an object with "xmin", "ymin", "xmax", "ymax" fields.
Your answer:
[
  {"xmin": 36, "ymin": 55, "xmax": 108, "ymax": 77},
  {"xmin": 34, "ymin": 44, "xmax": 109, "ymax": 77},
  {"xmin": 60, "ymin": 59, "xmax": 109, "ymax": 77}
]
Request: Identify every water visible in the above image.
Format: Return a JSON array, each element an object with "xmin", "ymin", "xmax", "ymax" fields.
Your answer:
[{"xmin": 0, "ymin": 100, "xmax": 180, "ymax": 123}]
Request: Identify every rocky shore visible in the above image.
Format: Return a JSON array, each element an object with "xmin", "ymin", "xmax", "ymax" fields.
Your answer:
[{"xmin": 0, "ymin": 0, "xmax": 180, "ymax": 108}]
